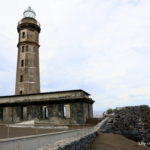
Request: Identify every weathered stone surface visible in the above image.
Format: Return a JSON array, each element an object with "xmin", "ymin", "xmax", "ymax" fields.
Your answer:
[
  {"xmin": 0, "ymin": 90, "xmax": 94, "ymax": 125},
  {"xmin": 38, "ymin": 133, "xmax": 97, "ymax": 150},
  {"xmin": 16, "ymin": 17, "xmax": 41, "ymax": 95},
  {"xmin": 56, "ymin": 133, "xmax": 96, "ymax": 150},
  {"xmin": 103, "ymin": 105, "xmax": 150, "ymax": 143}
]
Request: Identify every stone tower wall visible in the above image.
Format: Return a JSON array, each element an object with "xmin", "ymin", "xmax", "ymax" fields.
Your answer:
[{"xmin": 15, "ymin": 18, "xmax": 41, "ymax": 95}]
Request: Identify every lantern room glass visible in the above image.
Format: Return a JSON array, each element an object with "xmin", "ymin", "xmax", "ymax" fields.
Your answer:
[{"xmin": 23, "ymin": 6, "xmax": 36, "ymax": 19}]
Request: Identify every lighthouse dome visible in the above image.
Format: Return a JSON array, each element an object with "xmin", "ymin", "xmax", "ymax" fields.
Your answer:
[{"xmin": 23, "ymin": 6, "xmax": 36, "ymax": 19}]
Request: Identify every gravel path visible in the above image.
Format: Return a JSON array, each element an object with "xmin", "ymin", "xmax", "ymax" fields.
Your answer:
[{"xmin": 91, "ymin": 133, "xmax": 150, "ymax": 150}]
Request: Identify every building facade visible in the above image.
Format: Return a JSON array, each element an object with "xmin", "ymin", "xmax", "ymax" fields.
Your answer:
[
  {"xmin": 0, "ymin": 90, "xmax": 94, "ymax": 125},
  {"xmin": 0, "ymin": 7, "xmax": 94, "ymax": 125}
]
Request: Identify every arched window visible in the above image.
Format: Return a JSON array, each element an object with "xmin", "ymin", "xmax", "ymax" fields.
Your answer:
[{"xmin": 20, "ymin": 91, "xmax": 23, "ymax": 94}]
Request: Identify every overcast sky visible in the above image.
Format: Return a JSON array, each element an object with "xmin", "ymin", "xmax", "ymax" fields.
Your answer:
[{"xmin": 0, "ymin": 0, "xmax": 150, "ymax": 111}]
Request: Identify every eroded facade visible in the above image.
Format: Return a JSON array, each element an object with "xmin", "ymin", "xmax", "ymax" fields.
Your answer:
[{"xmin": 0, "ymin": 90, "xmax": 94, "ymax": 125}]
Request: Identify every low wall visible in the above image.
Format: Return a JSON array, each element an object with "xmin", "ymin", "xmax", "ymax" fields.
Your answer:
[
  {"xmin": 36, "ymin": 131, "xmax": 97, "ymax": 150},
  {"xmin": 103, "ymin": 105, "xmax": 150, "ymax": 143},
  {"xmin": 0, "ymin": 118, "xmax": 108, "ymax": 150},
  {"xmin": 55, "ymin": 133, "xmax": 96, "ymax": 150}
]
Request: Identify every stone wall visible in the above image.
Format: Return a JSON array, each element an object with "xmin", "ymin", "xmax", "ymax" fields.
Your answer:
[
  {"xmin": 0, "ymin": 90, "xmax": 94, "ymax": 125},
  {"xmin": 103, "ymin": 105, "xmax": 150, "ymax": 143},
  {"xmin": 0, "ymin": 102, "xmax": 93, "ymax": 125},
  {"xmin": 50, "ymin": 133, "xmax": 96, "ymax": 150}
]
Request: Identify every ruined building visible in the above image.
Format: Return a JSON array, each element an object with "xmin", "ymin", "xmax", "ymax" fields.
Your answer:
[{"xmin": 0, "ymin": 7, "xmax": 94, "ymax": 125}]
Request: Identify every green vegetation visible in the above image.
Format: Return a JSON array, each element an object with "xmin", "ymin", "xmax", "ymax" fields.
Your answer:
[{"xmin": 106, "ymin": 108, "xmax": 113, "ymax": 114}]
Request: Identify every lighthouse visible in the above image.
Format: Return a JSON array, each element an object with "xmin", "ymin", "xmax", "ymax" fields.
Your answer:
[{"xmin": 15, "ymin": 7, "xmax": 41, "ymax": 95}]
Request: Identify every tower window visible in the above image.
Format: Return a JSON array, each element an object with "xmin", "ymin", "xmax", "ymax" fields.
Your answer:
[
  {"xmin": 21, "ymin": 60, "xmax": 24, "ymax": 67},
  {"xmin": 20, "ymin": 75, "xmax": 23, "ymax": 82},
  {"xmin": 22, "ymin": 32, "xmax": 25, "ymax": 38},
  {"xmin": 22, "ymin": 46, "xmax": 24, "ymax": 52},
  {"xmin": 26, "ymin": 45, "xmax": 28, "ymax": 51},
  {"xmin": 20, "ymin": 91, "xmax": 23, "ymax": 94}
]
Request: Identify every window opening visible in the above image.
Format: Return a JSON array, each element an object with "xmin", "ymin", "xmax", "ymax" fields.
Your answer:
[
  {"xmin": 64, "ymin": 104, "xmax": 70, "ymax": 118},
  {"xmin": 20, "ymin": 75, "xmax": 23, "ymax": 82},
  {"xmin": 23, "ymin": 107, "xmax": 27, "ymax": 120},
  {"xmin": 21, "ymin": 60, "xmax": 24, "ymax": 67},
  {"xmin": 0, "ymin": 108, "xmax": 3, "ymax": 121},
  {"xmin": 43, "ymin": 106, "xmax": 48, "ymax": 119},
  {"xmin": 22, "ymin": 46, "xmax": 24, "ymax": 52},
  {"xmin": 22, "ymin": 32, "xmax": 25, "ymax": 38},
  {"xmin": 20, "ymin": 107, "xmax": 27, "ymax": 120},
  {"xmin": 64, "ymin": 105, "xmax": 67, "ymax": 117},
  {"xmin": 20, "ymin": 107, "xmax": 23, "ymax": 120}
]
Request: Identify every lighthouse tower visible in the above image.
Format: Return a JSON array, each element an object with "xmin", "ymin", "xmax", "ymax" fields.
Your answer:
[{"xmin": 15, "ymin": 7, "xmax": 41, "ymax": 95}]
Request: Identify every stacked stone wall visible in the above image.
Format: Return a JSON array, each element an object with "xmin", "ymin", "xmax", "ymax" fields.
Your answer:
[
  {"xmin": 52, "ymin": 133, "xmax": 96, "ymax": 150},
  {"xmin": 103, "ymin": 105, "xmax": 150, "ymax": 144},
  {"xmin": 36, "ymin": 132, "xmax": 97, "ymax": 150}
]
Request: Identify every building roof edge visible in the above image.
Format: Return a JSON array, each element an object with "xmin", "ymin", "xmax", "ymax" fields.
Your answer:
[{"xmin": 0, "ymin": 89, "xmax": 90, "ymax": 98}]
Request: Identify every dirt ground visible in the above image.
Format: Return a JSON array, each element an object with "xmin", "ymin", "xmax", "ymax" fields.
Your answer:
[
  {"xmin": 0, "ymin": 124, "xmax": 67, "ymax": 139},
  {"xmin": 91, "ymin": 133, "xmax": 150, "ymax": 150},
  {"xmin": 0, "ymin": 123, "xmax": 91, "ymax": 139}
]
